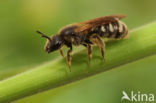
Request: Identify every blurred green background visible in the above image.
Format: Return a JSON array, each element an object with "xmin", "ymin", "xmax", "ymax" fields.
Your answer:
[{"xmin": 0, "ymin": 0, "xmax": 156, "ymax": 103}]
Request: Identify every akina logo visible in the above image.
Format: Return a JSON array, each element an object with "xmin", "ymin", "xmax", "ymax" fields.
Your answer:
[{"xmin": 121, "ymin": 90, "xmax": 154, "ymax": 102}]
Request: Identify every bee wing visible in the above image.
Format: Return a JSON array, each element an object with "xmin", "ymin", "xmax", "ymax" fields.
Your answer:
[{"xmin": 75, "ymin": 15, "xmax": 126, "ymax": 32}]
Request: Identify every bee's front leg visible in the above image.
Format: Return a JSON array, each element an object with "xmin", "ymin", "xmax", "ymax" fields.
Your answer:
[{"xmin": 67, "ymin": 45, "xmax": 72, "ymax": 72}]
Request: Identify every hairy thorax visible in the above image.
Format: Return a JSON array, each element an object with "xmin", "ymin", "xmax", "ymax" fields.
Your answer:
[{"xmin": 59, "ymin": 24, "xmax": 86, "ymax": 46}]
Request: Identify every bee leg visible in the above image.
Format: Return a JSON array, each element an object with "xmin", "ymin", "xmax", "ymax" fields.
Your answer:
[
  {"xmin": 59, "ymin": 49, "xmax": 64, "ymax": 57},
  {"xmin": 82, "ymin": 44, "xmax": 92, "ymax": 64},
  {"xmin": 82, "ymin": 43, "xmax": 87, "ymax": 47},
  {"xmin": 94, "ymin": 35, "xmax": 106, "ymax": 61},
  {"xmin": 87, "ymin": 44, "xmax": 92, "ymax": 64},
  {"xmin": 67, "ymin": 45, "xmax": 72, "ymax": 72}
]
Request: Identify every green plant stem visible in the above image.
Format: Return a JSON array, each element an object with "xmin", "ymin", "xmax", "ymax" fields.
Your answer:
[{"xmin": 0, "ymin": 22, "xmax": 156, "ymax": 103}]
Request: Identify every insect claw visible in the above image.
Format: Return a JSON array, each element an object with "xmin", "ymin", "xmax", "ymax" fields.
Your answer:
[
  {"xmin": 69, "ymin": 67, "xmax": 72, "ymax": 72},
  {"xmin": 67, "ymin": 62, "xmax": 72, "ymax": 72},
  {"xmin": 88, "ymin": 61, "xmax": 91, "ymax": 66},
  {"xmin": 104, "ymin": 58, "xmax": 106, "ymax": 62},
  {"xmin": 102, "ymin": 57, "xmax": 106, "ymax": 62}
]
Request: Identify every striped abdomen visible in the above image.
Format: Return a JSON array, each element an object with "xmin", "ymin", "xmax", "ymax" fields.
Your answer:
[{"xmin": 93, "ymin": 20, "xmax": 129, "ymax": 39}]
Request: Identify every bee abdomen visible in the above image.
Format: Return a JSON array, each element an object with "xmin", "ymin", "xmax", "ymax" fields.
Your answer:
[{"xmin": 94, "ymin": 20, "xmax": 128, "ymax": 39}]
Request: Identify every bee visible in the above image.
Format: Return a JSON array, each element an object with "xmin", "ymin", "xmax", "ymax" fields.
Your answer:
[{"xmin": 36, "ymin": 15, "xmax": 129, "ymax": 72}]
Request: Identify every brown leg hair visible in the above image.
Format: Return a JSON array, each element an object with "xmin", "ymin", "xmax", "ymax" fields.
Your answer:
[
  {"xmin": 91, "ymin": 34, "xmax": 106, "ymax": 60},
  {"xmin": 82, "ymin": 43, "xmax": 92, "ymax": 64},
  {"xmin": 67, "ymin": 46, "xmax": 72, "ymax": 72},
  {"xmin": 87, "ymin": 44, "xmax": 92, "ymax": 64},
  {"xmin": 96, "ymin": 35, "xmax": 105, "ymax": 60}
]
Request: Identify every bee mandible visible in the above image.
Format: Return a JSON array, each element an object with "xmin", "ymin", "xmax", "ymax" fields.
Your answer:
[{"xmin": 36, "ymin": 15, "xmax": 129, "ymax": 72}]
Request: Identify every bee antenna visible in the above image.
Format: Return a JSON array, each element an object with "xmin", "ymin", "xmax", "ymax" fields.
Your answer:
[{"xmin": 36, "ymin": 30, "xmax": 51, "ymax": 41}]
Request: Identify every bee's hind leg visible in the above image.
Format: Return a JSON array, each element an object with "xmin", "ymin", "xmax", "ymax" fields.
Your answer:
[{"xmin": 92, "ymin": 35, "xmax": 106, "ymax": 61}]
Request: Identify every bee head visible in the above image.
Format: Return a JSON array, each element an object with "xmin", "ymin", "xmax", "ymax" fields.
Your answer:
[{"xmin": 36, "ymin": 30, "xmax": 64, "ymax": 53}]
